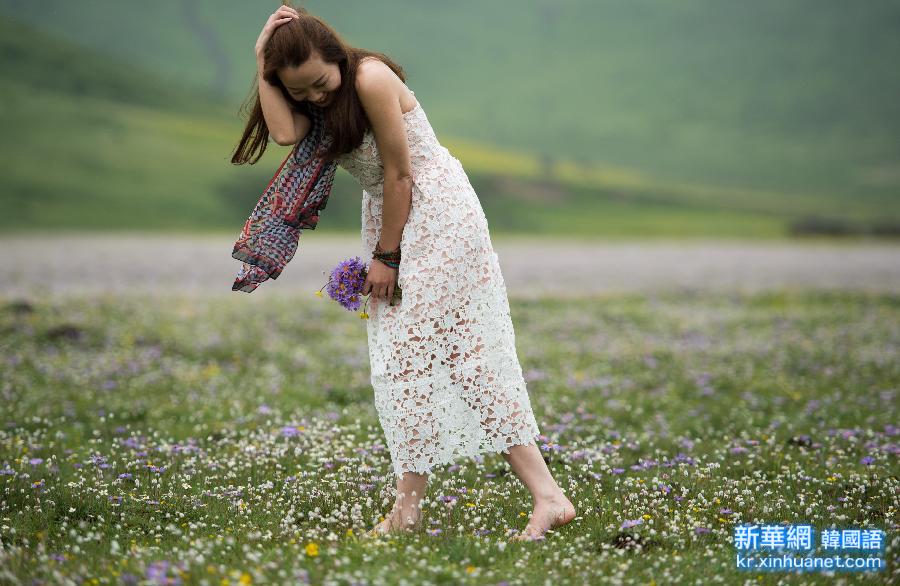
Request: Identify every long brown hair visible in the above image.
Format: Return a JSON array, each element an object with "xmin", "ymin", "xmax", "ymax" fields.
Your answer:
[{"xmin": 230, "ymin": 2, "xmax": 407, "ymax": 165}]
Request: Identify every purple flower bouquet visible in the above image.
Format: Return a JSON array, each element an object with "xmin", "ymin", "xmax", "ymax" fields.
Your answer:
[{"xmin": 316, "ymin": 256, "xmax": 402, "ymax": 319}]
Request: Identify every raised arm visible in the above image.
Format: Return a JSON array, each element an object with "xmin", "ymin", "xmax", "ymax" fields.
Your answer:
[{"xmin": 254, "ymin": 5, "xmax": 311, "ymax": 146}]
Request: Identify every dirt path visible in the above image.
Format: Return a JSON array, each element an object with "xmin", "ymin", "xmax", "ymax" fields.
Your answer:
[{"xmin": 1, "ymin": 233, "xmax": 897, "ymax": 300}]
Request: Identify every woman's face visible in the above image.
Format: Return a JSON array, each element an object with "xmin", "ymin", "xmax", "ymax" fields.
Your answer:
[{"xmin": 277, "ymin": 51, "xmax": 342, "ymax": 107}]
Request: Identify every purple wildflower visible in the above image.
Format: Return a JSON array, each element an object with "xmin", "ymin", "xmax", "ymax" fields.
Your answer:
[
  {"xmin": 323, "ymin": 256, "xmax": 369, "ymax": 311},
  {"xmin": 620, "ymin": 518, "xmax": 643, "ymax": 530},
  {"xmin": 281, "ymin": 426, "xmax": 301, "ymax": 437},
  {"xmin": 145, "ymin": 560, "xmax": 180, "ymax": 585},
  {"xmin": 861, "ymin": 456, "xmax": 875, "ymax": 465}
]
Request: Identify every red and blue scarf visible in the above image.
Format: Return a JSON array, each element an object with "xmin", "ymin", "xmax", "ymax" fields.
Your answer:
[{"xmin": 231, "ymin": 106, "xmax": 337, "ymax": 293}]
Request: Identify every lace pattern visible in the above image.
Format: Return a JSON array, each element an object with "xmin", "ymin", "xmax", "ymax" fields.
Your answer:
[{"xmin": 335, "ymin": 92, "xmax": 541, "ymax": 478}]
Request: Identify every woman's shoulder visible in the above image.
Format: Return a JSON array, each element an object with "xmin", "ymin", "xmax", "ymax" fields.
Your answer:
[
  {"xmin": 355, "ymin": 57, "xmax": 415, "ymax": 108},
  {"xmin": 355, "ymin": 56, "xmax": 392, "ymax": 86}
]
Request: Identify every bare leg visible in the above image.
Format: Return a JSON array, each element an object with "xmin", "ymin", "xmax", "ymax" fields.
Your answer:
[
  {"xmin": 445, "ymin": 299, "xmax": 577, "ymax": 541},
  {"xmin": 369, "ymin": 471, "xmax": 428, "ymax": 535},
  {"xmin": 502, "ymin": 443, "xmax": 576, "ymax": 541},
  {"xmin": 368, "ymin": 317, "xmax": 444, "ymax": 537}
]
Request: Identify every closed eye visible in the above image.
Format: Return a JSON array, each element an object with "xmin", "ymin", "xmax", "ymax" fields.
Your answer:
[{"xmin": 288, "ymin": 80, "xmax": 327, "ymax": 99}]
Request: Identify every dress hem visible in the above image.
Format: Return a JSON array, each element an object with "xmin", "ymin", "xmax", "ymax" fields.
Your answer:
[{"xmin": 388, "ymin": 425, "xmax": 543, "ymax": 480}]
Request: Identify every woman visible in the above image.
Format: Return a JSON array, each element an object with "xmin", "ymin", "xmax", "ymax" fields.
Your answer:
[{"xmin": 231, "ymin": 3, "xmax": 575, "ymax": 541}]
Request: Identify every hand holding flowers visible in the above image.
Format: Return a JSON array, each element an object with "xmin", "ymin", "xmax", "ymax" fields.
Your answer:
[{"xmin": 316, "ymin": 256, "xmax": 402, "ymax": 319}]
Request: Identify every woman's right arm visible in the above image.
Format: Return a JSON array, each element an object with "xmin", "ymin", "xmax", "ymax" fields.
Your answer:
[
  {"xmin": 256, "ymin": 60, "xmax": 311, "ymax": 146},
  {"xmin": 255, "ymin": 6, "xmax": 311, "ymax": 146}
]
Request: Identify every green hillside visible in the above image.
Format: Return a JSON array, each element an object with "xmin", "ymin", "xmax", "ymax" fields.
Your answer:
[
  {"xmin": 0, "ymin": 16, "xmax": 362, "ymax": 233},
  {"xmin": 0, "ymin": 9, "xmax": 896, "ymax": 238},
  {"xmin": 2, "ymin": 0, "xmax": 898, "ymax": 211}
]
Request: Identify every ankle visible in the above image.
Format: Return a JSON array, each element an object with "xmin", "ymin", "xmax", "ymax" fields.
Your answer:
[{"xmin": 532, "ymin": 488, "xmax": 568, "ymax": 505}]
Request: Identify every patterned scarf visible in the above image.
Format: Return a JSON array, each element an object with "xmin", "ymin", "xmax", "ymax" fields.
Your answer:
[{"xmin": 231, "ymin": 106, "xmax": 337, "ymax": 293}]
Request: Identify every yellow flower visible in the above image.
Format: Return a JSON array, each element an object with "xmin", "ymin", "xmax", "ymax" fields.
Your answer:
[
  {"xmin": 642, "ymin": 514, "xmax": 652, "ymax": 520},
  {"xmin": 466, "ymin": 565, "xmax": 476, "ymax": 574},
  {"xmin": 466, "ymin": 502, "xmax": 476, "ymax": 508},
  {"xmin": 239, "ymin": 572, "xmax": 253, "ymax": 585},
  {"xmin": 346, "ymin": 528, "xmax": 354, "ymax": 537},
  {"xmin": 305, "ymin": 542, "xmax": 319, "ymax": 557}
]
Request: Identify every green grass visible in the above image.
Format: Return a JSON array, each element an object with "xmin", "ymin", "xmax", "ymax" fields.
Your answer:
[{"xmin": 0, "ymin": 290, "xmax": 896, "ymax": 584}]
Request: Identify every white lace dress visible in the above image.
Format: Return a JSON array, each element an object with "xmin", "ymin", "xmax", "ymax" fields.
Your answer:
[{"xmin": 335, "ymin": 90, "xmax": 542, "ymax": 479}]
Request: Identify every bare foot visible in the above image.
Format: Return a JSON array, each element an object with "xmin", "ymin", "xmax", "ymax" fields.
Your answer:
[
  {"xmin": 510, "ymin": 494, "xmax": 576, "ymax": 542},
  {"xmin": 365, "ymin": 504, "xmax": 423, "ymax": 537}
]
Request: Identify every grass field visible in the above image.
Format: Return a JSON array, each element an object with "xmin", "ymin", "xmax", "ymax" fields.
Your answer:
[{"xmin": 1, "ymin": 290, "xmax": 896, "ymax": 584}]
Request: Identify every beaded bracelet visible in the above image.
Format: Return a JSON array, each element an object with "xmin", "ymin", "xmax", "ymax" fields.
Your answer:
[{"xmin": 373, "ymin": 242, "xmax": 401, "ymax": 269}]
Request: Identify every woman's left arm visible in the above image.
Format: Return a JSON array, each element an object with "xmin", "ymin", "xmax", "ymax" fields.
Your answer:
[{"xmin": 355, "ymin": 62, "xmax": 413, "ymax": 252}]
